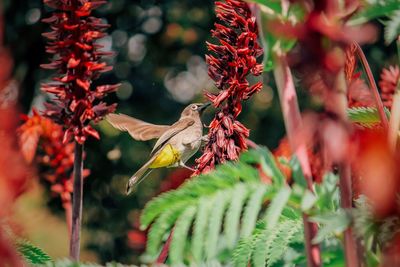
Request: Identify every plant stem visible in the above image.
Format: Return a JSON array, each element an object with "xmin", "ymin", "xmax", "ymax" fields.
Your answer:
[
  {"xmin": 63, "ymin": 200, "xmax": 73, "ymax": 236},
  {"xmin": 333, "ymin": 70, "xmax": 360, "ymax": 267},
  {"xmin": 339, "ymin": 163, "xmax": 359, "ymax": 267},
  {"xmin": 156, "ymin": 228, "xmax": 174, "ymax": 264},
  {"xmin": 274, "ymin": 54, "xmax": 321, "ymax": 267},
  {"xmin": 69, "ymin": 142, "xmax": 84, "ymax": 261},
  {"xmin": 354, "ymin": 42, "xmax": 388, "ymax": 130}
]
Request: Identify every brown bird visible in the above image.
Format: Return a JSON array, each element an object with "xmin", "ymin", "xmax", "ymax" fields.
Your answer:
[{"xmin": 106, "ymin": 102, "xmax": 210, "ymax": 194}]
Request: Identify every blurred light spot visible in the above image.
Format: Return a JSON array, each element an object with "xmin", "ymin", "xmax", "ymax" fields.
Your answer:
[
  {"xmin": 111, "ymin": 30, "xmax": 128, "ymax": 47},
  {"xmin": 142, "ymin": 17, "xmax": 162, "ymax": 34},
  {"xmin": 114, "ymin": 62, "xmax": 131, "ymax": 79},
  {"xmin": 116, "ymin": 81, "xmax": 133, "ymax": 100},
  {"xmin": 164, "ymin": 56, "xmax": 213, "ymax": 103},
  {"xmin": 107, "ymin": 147, "xmax": 121, "ymax": 161},
  {"xmin": 128, "ymin": 34, "xmax": 147, "ymax": 63},
  {"xmin": 147, "ymin": 6, "xmax": 162, "ymax": 17},
  {"xmin": 183, "ymin": 28, "xmax": 198, "ymax": 44},
  {"xmin": 253, "ymin": 86, "xmax": 273, "ymax": 111},
  {"xmin": 97, "ymin": 36, "xmax": 112, "ymax": 52},
  {"xmin": 26, "ymin": 8, "xmax": 41, "ymax": 25},
  {"xmin": 164, "ymin": 23, "xmax": 183, "ymax": 42}
]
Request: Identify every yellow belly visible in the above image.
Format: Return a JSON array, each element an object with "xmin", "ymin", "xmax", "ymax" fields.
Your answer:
[{"xmin": 149, "ymin": 144, "xmax": 181, "ymax": 168}]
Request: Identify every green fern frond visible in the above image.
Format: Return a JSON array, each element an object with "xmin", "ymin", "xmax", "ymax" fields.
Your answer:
[
  {"xmin": 240, "ymin": 185, "xmax": 268, "ymax": 238},
  {"xmin": 170, "ymin": 206, "xmax": 197, "ymax": 265},
  {"xmin": 233, "ymin": 218, "xmax": 303, "ymax": 267},
  {"xmin": 347, "ymin": 107, "xmax": 390, "ymax": 128},
  {"xmin": 141, "ymin": 148, "xmax": 284, "ymax": 264},
  {"xmin": 145, "ymin": 205, "xmax": 186, "ymax": 258},
  {"xmin": 385, "ymin": 9, "xmax": 400, "ymax": 44},
  {"xmin": 205, "ymin": 192, "xmax": 229, "ymax": 261},
  {"xmin": 16, "ymin": 239, "xmax": 52, "ymax": 265},
  {"xmin": 191, "ymin": 196, "xmax": 214, "ymax": 262},
  {"xmin": 224, "ymin": 183, "xmax": 249, "ymax": 248}
]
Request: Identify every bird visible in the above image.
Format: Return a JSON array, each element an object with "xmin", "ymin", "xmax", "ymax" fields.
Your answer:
[{"xmin": 106, "ymin": 102, "xmax": 210, "ymax": 194}]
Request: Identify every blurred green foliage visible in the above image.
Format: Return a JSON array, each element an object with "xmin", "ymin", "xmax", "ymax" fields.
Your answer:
[{"xmin": 4, "ymin": 0, "xmax": 399, "ymax": 264}]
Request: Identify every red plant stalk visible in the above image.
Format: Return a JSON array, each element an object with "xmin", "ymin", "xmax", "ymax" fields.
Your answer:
[
  {"xmin": 354, "ymin": 42, "xmax": 388, "ymax": 130},
  {"xmin": 42, "ymin": 0, "xmax": 118, "ymax": 260},
  {"xmin": 70, "ymin": 142, "xmax": 83, "ymax": 259},
  {"xmin": 332, "ymin": 69, "xmax": 359, "ymax": 267},
  {"xmin": 273, "ymin": 54, "xmax": 321, "ymax": 267}
]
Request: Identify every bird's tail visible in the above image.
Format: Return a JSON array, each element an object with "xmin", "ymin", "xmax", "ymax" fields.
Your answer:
[{"xmin": 126, "ymin": 159, "xmax": 155, "ymax": 195}]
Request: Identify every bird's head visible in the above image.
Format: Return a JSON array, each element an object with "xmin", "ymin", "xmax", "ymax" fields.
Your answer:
[{"xmin": 181, "ymin": 102, "xmax": 211, "ymax": 117}]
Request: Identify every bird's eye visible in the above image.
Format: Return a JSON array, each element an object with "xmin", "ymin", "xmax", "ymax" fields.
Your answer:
[{"xmin": 191, "ymin": 105, "xmax": 197, "ymax": 110}]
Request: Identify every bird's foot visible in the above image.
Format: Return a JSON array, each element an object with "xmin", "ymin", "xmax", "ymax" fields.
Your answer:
[
  {"xmin": 179, "ymin": 161, "xmax": 195, "ymax": 172},
  {"xmin": 201, "ymin": 135, "xmax": 210, "ymax": 143}
]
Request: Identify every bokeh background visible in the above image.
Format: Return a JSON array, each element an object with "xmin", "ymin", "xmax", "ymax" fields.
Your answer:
[{"xmin": 4, "ymin": 0, "xmax": 398, "ymax": 264}]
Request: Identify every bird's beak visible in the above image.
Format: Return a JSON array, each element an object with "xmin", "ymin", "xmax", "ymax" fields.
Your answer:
[{"xmin": 198, "ymin": 102, "xmax": 211, "ymax": 114}]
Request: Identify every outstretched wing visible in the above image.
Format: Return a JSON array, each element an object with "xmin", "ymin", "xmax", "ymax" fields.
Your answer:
[
  {"xmin": 151, "ymin": 117, "xmax": 195, "ymax": 155},
  {"xmin": 106, "ymin": 113, "xmax": 170, "ymax": 141}
]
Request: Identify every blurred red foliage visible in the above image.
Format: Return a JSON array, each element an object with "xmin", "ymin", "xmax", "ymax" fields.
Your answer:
[
  {"xmin": 196, "ymin": 0, "xmax": 263, "ymax": 174},
  {"xmin": 41, "ymin": 0, "xmax": 119, "ymax": 144},
  {"xmin": 18, "ymin": 110, "xmax": 90, "ymax": 231}
]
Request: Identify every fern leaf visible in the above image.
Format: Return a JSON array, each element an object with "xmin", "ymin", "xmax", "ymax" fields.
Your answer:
[
  {"xmin": 224, "ymin": 183, "xmax": 249, "ymax": 248},
  {"xmin": 347, "ymin": 107, "xmax": 390, "ymax": 128},
  {"xmin": 385, "ymin": 9, "xmax": 400, "ymax": 44},
  {"xmin": 232, "ymin": 236, "xmax": 256, "ymax": 267},
  {"xmin": 205, "ymin": 192, "xmax": 229, "ymax": 261},
  {"xmin": 145, "ymin": 205, "xmax": 186, "ymax": 258},
  {"xmin": 263, "ymin": 186, "xmax": 291, "ymax": 229},
  {"xmin": 191, "ymin": 196, "xmax": 214, "ymax": 262},
  {"xmin": 242, "ymin": 148, "xmax": 285, "ymax": 187},
  {"xmin": 266, "ymin": 219, "xmax": 303, "ymax": 266},
  {"xmin": 240, "ymin": 185, "xmax": 268, "ymax": 238},
  {"xmin": 16, "ymin": 240, "xmax": 52, "ymax": 264},
  {"xmin": 170, "ymin": 206, "xmax": 196, "ymax": 265}
]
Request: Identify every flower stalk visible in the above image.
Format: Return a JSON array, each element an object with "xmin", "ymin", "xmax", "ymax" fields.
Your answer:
[
  {"xmin": 354, "ymin": 42, "xmax": 388, "ymax": 129},
  {"xmin": 273, "ymin": 54, "xmax": 321, "ymax": 267},
  {"xmin": 41, "ymin": 0, "xmax": 118, "ymax": 260}
]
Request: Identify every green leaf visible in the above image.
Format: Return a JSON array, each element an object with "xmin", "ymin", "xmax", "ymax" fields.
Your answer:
[
  {"xmin": 349, "ymin": 0, "xmax": 400, "ymax": 25},
  {"xmin": 347, "ymin": 107, "xmax": 390, "ymax": 128},
  {"xmin": 240, "ymin": 185, "xmax": 268, "ymax": 238},
  {"xmin": 289, "ymin": 156, "xmax": 307, "ymax": 188},
  {"xmin": 145, "ymin": 206, "xmax": 185, "ymax": 258},
  {"xmin": 385, "ymin": 9, "xmax": 400, "ymax": 44},
  {"xmin": 16, "ymin": 240, "xmax": 52, "ymax": 264},
  {"xmin": 205, "ymin": 192, "xmax": 228, "ymax": 260},
  {"xmin": 301, "ymin": 189, "xmax": 317, "ymax": 211},
  {"xmin": 263, "ymin": 186, "xmax": 291, "ymax": 229},
  {"xmin": 224, "ymin": 183, "xmax": 249, "ymax": 248},
  {"xmin": 191, "ymin": 197, "xmax": 213, "ymax": 263},
  {"xmin": 310, "ymin": 209, "xmax": 351, "ymax": 244},
  {"xmin": 170, "ymin": 206, "xmax": 196, "ymax": 265},
  {"xmin": 232, "ymin": 236, "xmax": 255, "ymax": 267}
]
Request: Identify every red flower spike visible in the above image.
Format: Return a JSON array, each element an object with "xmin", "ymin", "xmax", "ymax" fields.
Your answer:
[
  {"xmin": 41, "ymin": 0, "xmax": 119, "ymax": 144},
  {"xmin": 379, "ymin": 65, "xmax": 400, "ymax": 109},
  {"xmin": 195, "ymin": 0, "xmax": 263, "ymax": 174}
]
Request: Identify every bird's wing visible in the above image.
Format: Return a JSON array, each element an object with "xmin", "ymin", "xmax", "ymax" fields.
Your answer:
[
  {"xmin": 106, "ymin": 113, "xmax": 170, "ymax": 141},
  {"xmin": 151, "ymin": 117, "xmax": 195, "ymax": 156}
]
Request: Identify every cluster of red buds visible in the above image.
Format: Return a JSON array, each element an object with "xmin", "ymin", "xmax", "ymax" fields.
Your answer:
[
  {"xmin": 379, "ymin": 65, "xmax": 400, "ymax": 109},
  {"xmin": 196, "ymin": 0, "xmax": 263, "ymax": 173},
  {"xmin": 41, "ymin": 0, "xmax": 119, "ymax": 144},
  {"xmin": 18, "ymin": 110, "xmax": 89, "ymax": 216}
]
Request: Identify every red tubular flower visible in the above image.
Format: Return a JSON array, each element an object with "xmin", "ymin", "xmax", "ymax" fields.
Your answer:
[
  {"xmin": 196, "ymin": 0, "xmax": 263, "ymax": 174},
  {"xmin": 379, "ymin": 65, "xmax": 400, "ymax": 109},
  {"xmin": 41, "ymin": 0, "xmax": 119, "ymax": 144}
]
